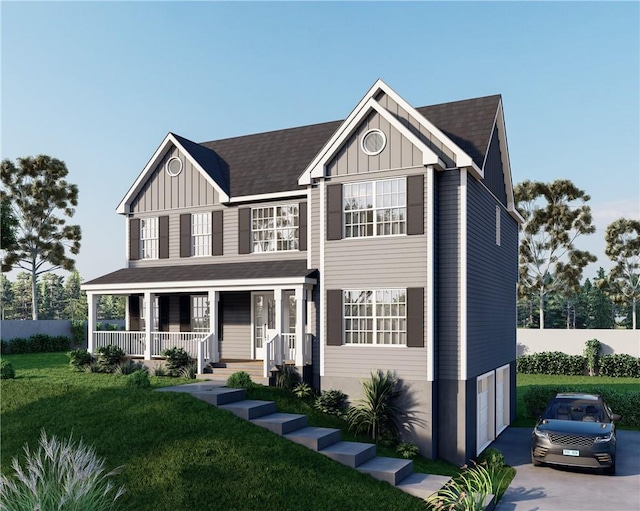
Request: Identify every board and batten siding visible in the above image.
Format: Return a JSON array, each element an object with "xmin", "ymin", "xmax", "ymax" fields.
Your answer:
[
  {"xmin": 130, "ymin": 146, "xmax": 220, "ymax": 213},
  {"xmin": 128, "ymin": 199, "xmax": 308, "ymax": 268},
  {"xmin": 465, "ymin": 176, "xmax": 518, "ymax": 377},
  {"xmin": 436, "ymin": 170, "xmax": 461, "ymax": 381},
  {"xmin": 482, "ymin": 126, "xmax": 507, "ymax": 206},
  {"xmin": 219, "ymin": 292, "xmax": 251, "ymax": 359}
]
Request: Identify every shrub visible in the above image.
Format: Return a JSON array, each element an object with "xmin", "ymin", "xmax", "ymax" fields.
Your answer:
[
  {"xmin": 347, "ymin": 370, "xmax": 403, "ymax": 443},
  {"xmin": 517, "ymin": 351, "xmax": 585, "ymax": 376},
  {"xmin": 5, "ymin": 334, "xmax": 72, "ymax": 354},
  {"xmin": 396, "ymin": 442, "xmax": 420, "ymax": 459},
  {"xmin": 598, "ymin": 354, "xmax": 640, "ymax": 378},
  {"xmin": 68, "ymin": 349, "xmax": 93, "ymax": 371},
  {"xmin": 152, "ymin": 363, "xmax": 168, "ymax": 377},
  {"xmin": 6, "ymin": 337, "xmax": 28, "ymax": 354},
  {"xmin": 0, "ymin": 431, "xmax": 125, "ymax": 510},
  {"xmin": 179, "ymin": 363, "xmax": 197, "ymax": 379},
  {"xmin": 0, "ymin": 340, "xmax": 8, "ymax": 354},
  {"xmin": 96, "ymin": 345, "xmax": 126, "ymax": 373},
  {"xmin": 274, "ymin": 365, "xmax": 301, "ymax": 390},
  {"xmin": 1, "ymin": 359, "xmax": 16, "ymax": 379},
  {"xmin": 70, "ymin": 320, "xmax": 87, "ymax": 345},
  {"xmin": 314, "ymin": 389, "xmax": 348, "ymax": 416},
  {"xmin": 226, "ymin": 371, "xmax": 254, "ymax": 389},
  {"xmin": 85, "ymin": 361, "xmax": 102, "ymax": 373},
  {"xmin": 161, "ymin": 346, "xmax": 192, "ymax": 377},
  {"xmin": 113, "ymin": 360, "xmax": 146, "ymax": 376},
  {"xmin": 478, "ymin": 447, "xmax": 505, "ymax": 470},
  {"xmin": 292, "ymin": 382, "xmax": 314, "ymax": 399},
  {"xmin": 584, "ymin": 338, "xmax": 601, "ymax": 376},
  {"xmin": 427, "ymin": 461, "xmax": 500, "ymax": 511},
  {"xmin": 126, "ymin": 370, "xmax": 151, "ymax": 389}
]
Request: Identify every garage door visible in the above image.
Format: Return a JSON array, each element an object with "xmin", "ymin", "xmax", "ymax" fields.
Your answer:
[
  {"xmin": 496, "ymin": 365, "xmax": 509, "ymax": 434},
  {"xmin": 477, "ymin": 372, "xmax": 494, "ymax": 454}
]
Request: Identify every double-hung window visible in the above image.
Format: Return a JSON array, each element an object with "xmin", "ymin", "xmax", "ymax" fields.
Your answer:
[
  {"xmin": 140, "ymin": 218, "xmax": 158, "ymax": 259},
  {"xmin": 252, "ymin": 204, "xmax": 299, "ymax": 252},
  {"xmin": 344, "ymin": 289, "xmax": 407, "ymax": 345},
  {"xmin": 344, "ymin": 178, "xmax": 406, "ymax": 238},
  {"xmin": 192, "ymin": 213, "xmax": 211, "ymax": 256}
]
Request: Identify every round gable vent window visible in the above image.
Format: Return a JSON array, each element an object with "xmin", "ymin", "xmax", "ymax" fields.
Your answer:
[
  {"xmin": 361, "ymin": 129, "xmax": 387, "ymax": 156},
  {"xmin": 166, "ymin": 157, "xmax": 183, "ymax": 177}
]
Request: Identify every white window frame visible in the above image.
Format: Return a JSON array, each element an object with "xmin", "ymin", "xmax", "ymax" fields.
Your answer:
[
  {"xmin": 140, "ymin": 217, "xmax": 158, "ymax": 259},
  {"xmin": 343, "ymin": 289, "xmax": 406, "ymax": 346},
  {"xmin": 251, "ymin": 204, "xmax": 299, "ymax": 253},
  {"xmin": 192, "ymin": 213, "xmax": 211, "ymax": 257},
  {"xmin": 343, "ymin": 178, "xmax": 406, "ymax": 238},
  {"xmin": 191, "ymin": 295, "xmax": 209, "ymax": 333}
]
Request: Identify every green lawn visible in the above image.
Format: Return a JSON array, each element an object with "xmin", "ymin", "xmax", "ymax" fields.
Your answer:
[{"xmin": 1, "ymin": 353, "xmax": 435, "ymax": 511}]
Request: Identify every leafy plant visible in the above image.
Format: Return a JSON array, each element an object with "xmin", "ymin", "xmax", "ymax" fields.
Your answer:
[
  {"xmin": 70, "ymin": 319, "xmax": 87, "ymax": 345},
  {"xmin": 5, "ymin": 334, "xmax": 71, "ymax": 354},
  {"xmin": 179, "ymin": 363, "xmax": 197, "ymax": 379},
  {"xmin": 161, "ymin": 346, "xmax": 191, "ymax": 377},
  {"xmin": 113, "ymin": 360, "xmax": 146, "ymax": 376},
  {"xmin": 68, "ymin": 348, "xmax": 93, "ymax": 371},
  {"xmin": 396, "ymin": 442, "xmax": 419, "ymax": 459},
  {"xmin": 598, "ymin": 354, "xmax": 640, "ymax": 378},
  {"xmin": 85, "ymin": 361, "xmax": 101, "ymax": 373},
  {"xmin": 226, "ymin": 371, "xmax": 254, "ymax": 389},
  {"xmin": 517, "ymin": 351, "xmax": 585, "ymax": 375},
  {"xmin": 126, "ymin": 370, "xmax": 151, "ymax": 389},
  {"xmin": 1, "ymin": 359, "xmax": 16, "ymax": 379},
  {"xmin": 152, "ymin": 363, "xmax": 168, "ymax": 377},
  {"xmin": 292, "ymin": 382, "xmax": 314, "ymax": 399},
  {"xmin": 96, "ymin": 345, "xmax": 126, "ymax": 373},
  {"xmin": 0, "ymin": 430, "xmax": 125, "ymax": 511},
  {"xmin": 274, "ymin": 364, "xmax": 300, "ymax": 390},
  {"xmin": 0, "ymin": 340, "xmax": 8, "ymax": 354},
  {"xmin": 584, "ymin": 338, "xmax": 601, "ymax": 376},
  {"xmin": 426, "ymin": 462, "xmax": 498, "ymax": 511},
  {"xmin": 314, "ymin": 389, "xmax": 348, "ymax": 416},
  {"xmin": 478, "ymin": 447, "xmax": 505, "ymax": 470},
  {"xmin": 347, "ymin": 370, "xmax": 403, "ymax": 443}
]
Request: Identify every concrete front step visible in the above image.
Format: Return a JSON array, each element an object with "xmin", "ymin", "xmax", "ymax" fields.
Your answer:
[
  {"xmin": 218, "ymin": 399, "xmax": 277, "ymax": 420},
  {"xmin": 251, "ymin": 413, "xmax": 308, "ymax": 435},
  {"xmin": 357, "ymin": 456, "xmax": 414, "ymax": 486},
  {"xmin": 190, "ymin": 387, "xmax": 246, "ymax": 406},
  {"xmin": 284, "ymin": 426, "xmax": 342, "ymax": 451},
  {"xmin": 396, "ymin": 472, "xmax": 451, "ymax": 499},
  {"xmin": 319, "ymin": 441, "xmax": 377, "ymax": 468}
]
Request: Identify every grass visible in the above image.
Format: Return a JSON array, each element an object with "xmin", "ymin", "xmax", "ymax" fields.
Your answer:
[
  {"xmin": 513, "ymin": 373, "xmax": 640, "ymax": 428},
  {"xmin": 1, "ymin": 353, "xmax": 436, "ymax": 510}
]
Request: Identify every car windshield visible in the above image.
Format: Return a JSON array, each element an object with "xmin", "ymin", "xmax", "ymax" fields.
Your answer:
[{"xmin": 542, "ymin": 398, "xmax": 608, "ymax": 422}]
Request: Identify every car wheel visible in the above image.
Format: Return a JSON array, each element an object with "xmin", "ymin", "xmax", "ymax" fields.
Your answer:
[{"xmin": 531, "ymin": 453, "xmax": 542, "ymax": 467}]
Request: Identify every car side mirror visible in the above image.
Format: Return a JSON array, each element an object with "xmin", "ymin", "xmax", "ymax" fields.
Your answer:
[{"xmin": 611, "ymin": 413, "xmax": 622, "ymax": 422}]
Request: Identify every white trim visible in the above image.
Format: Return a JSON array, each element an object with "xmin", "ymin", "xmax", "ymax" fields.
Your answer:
[
  {"xmin": 319, "ymin": 179, "xmax": 326, "ymax": 376},
  {"xmin": 494, "ymin": 100, "xmax": 523, "ymax": 224},
  {"xmin": 460, "ymin": 169, "xmax": 468, "ymax": 381},
  {"xmin": 306, "ymin": 188, "xmax": 312, "ymax": 269},
  {"xmin": 117, "ymin": 133, "xmax": 230, "ymax": 214},
  {"xmin": 426, "ymin": 166, "xmax": 435, "ymax": 382},
  {"xmin": 361, "ymin": 128, "xmax": 387, "ymax": 156},
  {"xmin": 496, "ymin": 363, "xmax": 510, "ymax": 436},
  {"xmin": 166, "ymin": 157, "xmax": 183, "ymax": 177},
  {"xmin": 476, "ymin": 370, "xmax": 496, "ymax": 455},
  {"xmin": 228, "ymin": 190, "xmax": 307, "ymax": 204}
]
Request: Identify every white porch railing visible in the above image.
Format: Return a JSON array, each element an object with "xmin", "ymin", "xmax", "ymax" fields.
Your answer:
[
  {"xmin": 150, "ymin": 332, "xmax": 208, "ymax": 359},
  {"xmin": 94, "ymin": 331, "xmax": 145, "ymax": 357},
  {"xmin": 282, "ymin": 333, "xmax": 296, "ymax": 362},
  {"xmin": 264, "ymin": 330, "xmax": 285, "ymax": 378}
]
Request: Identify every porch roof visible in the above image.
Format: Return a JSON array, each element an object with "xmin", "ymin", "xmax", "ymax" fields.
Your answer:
[{"xmin": 82, "ymin": 260, "xmax": 317, "ymax": 292}]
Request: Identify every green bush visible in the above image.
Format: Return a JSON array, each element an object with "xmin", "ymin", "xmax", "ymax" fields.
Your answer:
[
  {"xmin": 314, "ymin": 389, "xmax": 348, "ymax": 416},
  {"xmin": 598, "ymin": 354, "xmax": 640, "ymax": 378},
  {"xmin": 96, "ymin": 345, "xmax": 126, "ymax": 373},
  {"xmin": 161, "ymin": 346, "xmax": 192, "ymax": 377},
  {"xmin": 3, "ymin": 334, "xmax": 71, "ymax": 355},
  {"xmin": 152, "ymin": 363, "xmax": 168, "ymax": 377},
  {"xmin": 6, "ymin": 337, "xmax": 28, "ymax": 354},
  {"xmin": 1, "ymin": 359, "xmax": 16, "ymax": 379},
  {"xmin": 517, "ymin": 351, "xmax": 585, "ymax": 376},
  {"xmin": 68, "ymin": 349, "xmax": 93, "ymax": 371},
  {"xmin": 584, "ymin": 339, "xmax": 601, "ymax": 376},
  {"xmin": 396, "ymin": 442, "xmax": 420, "ymax": 459},
  {"xmin": 0, "ymin": 340, "xmax": 8, "ymax": 354},
  {"xmin": 126, "ymin": 370, "xmax": 151, "ymax": 389},
  {"xmin": 478, "ymin": 447, "xmax": 505, "ymax": 470},
  {"xmin": 179, "ymin": 363, "xmax": 197, "ymax": 379},
  {"xmin": 70, "ymin": 320, "xmax": 87, "ymax": 345},
  {"xmin": 113, "ymin": 360, "xmax": 146, "ymax": 376},
  {"xmin": 274, "ymin": 365, "xmax": 301, "ymax": 390},
  {"xmin": 292, "ymin": 382, "xmax": 314, "ymax": 399},
  {"xmin": 226, "ymin": 371, "xmax": 254, "ymax": 389}
]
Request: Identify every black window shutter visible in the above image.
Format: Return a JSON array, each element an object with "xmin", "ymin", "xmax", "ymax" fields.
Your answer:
[
  {"xmin": 238, "ymin": 208, "xmax": 251, "ymax": 254},
  {"xmin": 129, "ymin": 218, "xmax": 140, "ymax": 261},
  {"xmin": 407, "ymin": 175, "xmax": 425, "ymax": 235},
  {"xmin": 212, "ymin": 210, "xmax": 223, "ymax": 256},
  {"xmin": 159, "ymin": 216, "xmax": 169, "ymax": 259},
  {"xmin": 180, "ymin": 214, "xmax": 191, "ymax": 258},
  {"xmin": 298, "ymin": 202, "xmax": 307, "ymax": 251},
  {"xmin": 128, "ymin": 295, "xmax": 141, "ymax": 331},
  {"xmin": 326, "ymin": 289, "xmax": 343, "ymax": 346},
  {"xmin": 326, "ymin": 184, "xmax": 342, "ymax": 240},
  {"xmin": 159, "ymin": 295, "xmax": 170, "ymax": 332},
  {"xmin": 179, "ymin": 295, "xmax": 191, "ymax": 332},
  {"xmin": 406, "ymin": 287, "xmax": 424, "ymax": 347}
]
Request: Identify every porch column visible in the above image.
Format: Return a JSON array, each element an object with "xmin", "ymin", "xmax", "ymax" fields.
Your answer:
[
  {"xmin": 274, "ymin": 288, "xmax": 284, "ymax": 364},
  {"xmin": 208, "ymin": 290, "xmax": 220, "ymax": 363},
  {"xmin": 144, "ymin": 291, "xmax": 154, "ymax": 359},
  {"xmin": 295, "ymin": 287, "xmax": 305, "ymax": 366},
  {"xmin": 87, "ymin": 293, "xmax": 98, "ymax": 354}
]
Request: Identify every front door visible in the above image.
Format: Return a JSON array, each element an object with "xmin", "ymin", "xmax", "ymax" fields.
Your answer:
[{"xmin": 253, "ymin": 293, "xmax": 275, "ymax": 360}]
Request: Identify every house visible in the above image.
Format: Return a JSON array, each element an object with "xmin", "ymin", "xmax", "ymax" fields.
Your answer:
[{"xmin": 82, "ymin": 79, "xmax": 521, "ymax": 465}]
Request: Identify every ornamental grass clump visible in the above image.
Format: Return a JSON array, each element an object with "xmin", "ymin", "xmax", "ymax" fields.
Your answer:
[
  {"xmin": 0, "ymin": 430, "xmax": 125, "ymax": 511},
  {"xmin": 426, "ymin": 461, "xmax": 499, "ymax": 511}
]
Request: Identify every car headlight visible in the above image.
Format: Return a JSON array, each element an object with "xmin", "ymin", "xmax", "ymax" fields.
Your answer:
[
  {"xmin": 534, "ymin": 428, "xmax": 549, "ymax": 440},
  {"xmin": 594, "ymin": 433, "xmax": 613, "ymax": 443}
]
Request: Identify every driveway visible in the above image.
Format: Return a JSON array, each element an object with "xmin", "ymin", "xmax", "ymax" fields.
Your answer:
[{"xmin": 491, "ymin": 427, "xmax": 640, "ymax": 511}]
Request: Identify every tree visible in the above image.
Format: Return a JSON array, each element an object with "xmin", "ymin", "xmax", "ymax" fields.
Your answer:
[
  {"xmin": 1, "ymin": 195, "xmax": 18, "ymax": 252},
  {"xmin": 1, "ymin": 156, "xmax": 81, "ymax": 319},
  {"xmin": 515, "ymin": 179, "xmax": 597, "ymax": 329},
  {"xmin": 0, "ymin": 275, "xmax": 14, "ymax": 320},
  {"xmin": 63, "ymin": 270, "xmax": 87, "ymax": 321},
  {"xmin": 585, "ymin": 269, "xmax": 615, "ymax": 329},
  {"xmin": 38, "ymin": 273, "xmax": 66, "ymax": 320},
  {"xmin": 11, "ymin": 272, "xmax": 33, "ymax": 320},
  {"xmin": 601, "ymin": 218, "xmax": 640, "ymax": 329}
]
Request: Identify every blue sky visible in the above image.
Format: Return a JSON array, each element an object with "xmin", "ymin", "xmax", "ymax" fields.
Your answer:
[{"xmin": 2, "ymin": 1, "xmax": 639, "ymax": 282}]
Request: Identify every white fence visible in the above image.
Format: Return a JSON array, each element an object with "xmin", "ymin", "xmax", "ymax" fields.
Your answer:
[
  {"xmin": 517, "ymin": 329, "xmax": 639, "ymax": 357},
  {"xmin": 95, "ymin": 331, "xmax": 145, "ymax": 356}
]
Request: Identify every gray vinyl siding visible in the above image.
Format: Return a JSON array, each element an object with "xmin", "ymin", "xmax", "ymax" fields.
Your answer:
[
  {"xmin": 466, "ymin": 176, "xmax": 518, "ymax": 377},
  {"xmin": 131, "ymin": 146, "xmax": 220, "ymax": 212},
  {"xmin": 309, "ymin": 187, "xmax": 321, "ymax": 269},
  {"xmin": 220, "ymin": 292, "xmax": 251, "ymax": 359},
  {"xmin": 482, "ymin": 126, "xmax": 507, "ymax": 206},
  {"xmin": 436, "ymin": 170, "xmax": 461, "ymax": 380},
  {"xmin": 129, "ymin": 199, "xmax": 308, "ymax": 268}
]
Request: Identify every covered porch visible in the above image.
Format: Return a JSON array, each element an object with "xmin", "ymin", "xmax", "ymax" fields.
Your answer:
[{"xmin": 81, "ymin": 261, "xmax": 317, "ymax": 377}]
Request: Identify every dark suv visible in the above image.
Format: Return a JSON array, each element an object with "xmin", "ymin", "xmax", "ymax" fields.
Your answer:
[{"xmin": 531, "ymin": 393, "xmax": 621, "ymax": 474}]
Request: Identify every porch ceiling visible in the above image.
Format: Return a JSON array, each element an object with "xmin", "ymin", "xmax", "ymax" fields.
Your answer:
[{"xmin": 82, "ymin": 260, "xmax": 317, "ymax": 293}]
